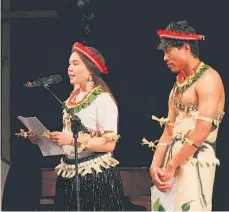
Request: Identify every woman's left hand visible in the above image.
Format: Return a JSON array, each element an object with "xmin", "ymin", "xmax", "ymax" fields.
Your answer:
[{"xmin": 49, "ymin": 131, "xmax": 73, "ymax": 146}]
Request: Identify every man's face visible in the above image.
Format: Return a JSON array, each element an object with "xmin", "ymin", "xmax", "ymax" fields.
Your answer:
[{"xmin": 163, "ymin": 45, "xmax": 188, "ymax": 73}]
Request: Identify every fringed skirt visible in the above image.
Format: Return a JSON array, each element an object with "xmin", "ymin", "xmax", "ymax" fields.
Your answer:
[{"xmin": 53, "ymin": 153, "xmax": 125, "ymax": 211}]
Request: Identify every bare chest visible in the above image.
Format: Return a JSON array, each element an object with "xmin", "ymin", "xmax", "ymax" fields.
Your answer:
[{"xmin": 173, "ymin": 85, "xmax": 198, "ymax": 106}]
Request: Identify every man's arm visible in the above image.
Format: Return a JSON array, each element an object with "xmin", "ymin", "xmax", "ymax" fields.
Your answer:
[
  {"xmin": 168, "ymin": 69, "xmax": 222, "ymax": 170},
  {"xmin": 151, "ymin": 89, "xmax": 177, "ymax": 169}
]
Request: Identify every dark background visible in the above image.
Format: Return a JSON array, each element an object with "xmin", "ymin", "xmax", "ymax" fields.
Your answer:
[{"xmin": 6, "ymin": 0, "xmax": 229, "ymax": 210}]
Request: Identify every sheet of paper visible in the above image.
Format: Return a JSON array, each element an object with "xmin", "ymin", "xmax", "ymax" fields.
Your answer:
[{"xmin": 17, "ymin": 116, "xmax": 64, "ymax": 156}]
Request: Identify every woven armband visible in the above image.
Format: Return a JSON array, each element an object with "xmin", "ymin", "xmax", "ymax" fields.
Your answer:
[{"xmin": 184, "ymin": 138, "xmax": 199, "ymax": 149}]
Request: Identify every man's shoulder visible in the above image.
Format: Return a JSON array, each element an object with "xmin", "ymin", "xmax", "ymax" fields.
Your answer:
[
  {"xmin": 197, "ymin": 66, "xmax": 223, "ymax": 91},
  {"xmin": 199, "ymin": 66, "xmax": 222, "ymax": 83}
]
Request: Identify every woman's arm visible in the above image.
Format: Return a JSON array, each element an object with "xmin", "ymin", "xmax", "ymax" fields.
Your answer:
[{"xmin": 80, "ymin": 131, "xmax": 119, "ymax": 152}]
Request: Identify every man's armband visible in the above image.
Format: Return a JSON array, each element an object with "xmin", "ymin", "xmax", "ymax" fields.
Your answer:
[
  {"xmin": 141, "ymin": 138, "xmax": 169, "ymax": 151},
  {"xmin": 196, "ymin": 115, "xmax": 213, "ymax": 124},
  {"xmin": 152, "ymin": 115, "xmax": 174, "ymax": 128},
  {"xmin": 184, "ymin": 138, "xmax": 199, "ymax": 149}
]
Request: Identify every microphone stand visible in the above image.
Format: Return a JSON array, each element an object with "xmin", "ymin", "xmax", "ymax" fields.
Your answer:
[{"xmin": 42, "ymin": 83, "xmax": 88, "ymax": 211}]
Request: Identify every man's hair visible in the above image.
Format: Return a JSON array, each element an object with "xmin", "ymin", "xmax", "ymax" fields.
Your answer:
[{"xmin": 163, "ymin": 20, "xmax": 200, "ymax": 57}]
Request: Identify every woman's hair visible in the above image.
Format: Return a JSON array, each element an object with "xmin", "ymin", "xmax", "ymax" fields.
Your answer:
[{"xmin": 77, "ymin": 47, "xmax": 117, "ymax": 105}]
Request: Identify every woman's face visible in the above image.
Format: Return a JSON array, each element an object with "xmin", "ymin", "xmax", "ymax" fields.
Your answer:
[{"xmin": 68, "ymin": 52, "xmax": 91, "ymax": 85}]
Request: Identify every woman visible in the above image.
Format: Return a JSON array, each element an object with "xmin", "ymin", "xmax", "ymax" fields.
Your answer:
[{"xmin": 47, "ymin": 42, "xmax": 125, "ymax": 211}]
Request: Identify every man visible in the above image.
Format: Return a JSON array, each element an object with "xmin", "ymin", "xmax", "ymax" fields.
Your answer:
[{"xmin": 144, "ymin": 20, "xmax": 225, "ymax": 211}]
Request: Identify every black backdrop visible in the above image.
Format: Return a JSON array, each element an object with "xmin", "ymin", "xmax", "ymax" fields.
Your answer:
[{"xmin": 7, "ymin": 0, "xmax": 229, "ymax": 210}]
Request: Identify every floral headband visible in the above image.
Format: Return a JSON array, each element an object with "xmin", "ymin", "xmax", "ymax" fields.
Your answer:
[
  {"xmin": 72, "ymin": 42, "xmax": 108, "ymax": 74},
  {"xmin": 157, "ymin": 29, "xmax": 205, "ymax": 40}
]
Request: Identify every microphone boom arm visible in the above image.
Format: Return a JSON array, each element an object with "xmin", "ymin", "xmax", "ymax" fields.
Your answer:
[
  {"xmin": 42, "ymin": 83, "xmax": 86, "ymax": 211},
  {"xmin": 43, "ymin": 84, "xmax": 88, "ymax": 132}
]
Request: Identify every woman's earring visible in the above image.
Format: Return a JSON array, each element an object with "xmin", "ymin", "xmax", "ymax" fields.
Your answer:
[{"xmin": 85, "ymin": 76, "xmax": 94, "ymax": 92}]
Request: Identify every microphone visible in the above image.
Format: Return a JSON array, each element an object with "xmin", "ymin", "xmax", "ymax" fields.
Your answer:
[{"xmin": 23, "ymin": 75, "xmax": 62, "ymax": 88}]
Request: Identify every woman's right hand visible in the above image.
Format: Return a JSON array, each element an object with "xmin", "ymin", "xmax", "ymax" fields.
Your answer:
[{"xmin": 27, "ymin": 131, "xmax": 40, "ymax": 144}]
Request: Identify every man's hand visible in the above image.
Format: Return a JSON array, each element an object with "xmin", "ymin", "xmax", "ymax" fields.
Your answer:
[
  {"xmin": 161, "ymin": 161, "xmax": 178, "ymax": 182},
  {"xmin": 150, "ymin": 167, "xmax": 173, "ymax": 192},
  {"xmin": 161, "ymin": 168, "xmax": 176, "ymax": 182}
]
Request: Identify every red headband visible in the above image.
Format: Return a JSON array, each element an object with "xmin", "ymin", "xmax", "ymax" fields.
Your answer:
[
  {"xmin": 157, "ymin": 29, "xmax": 205, "ymax": 41},
  {"xmin": 72, "ymin": 42, "xmax": 108, "ymax": 74}
]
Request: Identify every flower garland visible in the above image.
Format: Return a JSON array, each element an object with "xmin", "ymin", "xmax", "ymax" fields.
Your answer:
[
  {"xmin": 65, "ymin": 86, "xmax": 104, "ymax": 114},
  {"xmin": 175, "ymin": 62, "xmax": 209, "ymax": 93}
]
